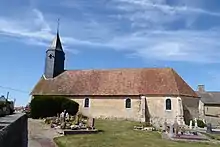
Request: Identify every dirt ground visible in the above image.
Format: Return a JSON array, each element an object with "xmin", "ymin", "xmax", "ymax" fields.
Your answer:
[{"xmin": 28, "ymin": 118, "xmax": 61, "ymax": 147}]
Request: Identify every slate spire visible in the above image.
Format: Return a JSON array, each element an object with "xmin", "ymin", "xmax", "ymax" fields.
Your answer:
[
  {"xmin": 49, "ymin": 18, "xmax": 63, "ymax": 51},
  {"xmin": 44, "ymin": 18, "xmax": 65, "ymax": 79}
]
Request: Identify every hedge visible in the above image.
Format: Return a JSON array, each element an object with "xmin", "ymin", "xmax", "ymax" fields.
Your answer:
[{"xmin": 30, "ymin": 96, "xmax": 79, "ymax": 119}]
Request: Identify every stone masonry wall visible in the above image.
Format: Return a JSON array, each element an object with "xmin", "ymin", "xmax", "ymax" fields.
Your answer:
[
  {"xmin": 71, "ymin": 96, "xmax": 142, "ymax": 121},
  {"xmin": 69, "ymin": 95, "xmax": 184, "ymax": 126},
  {"xmin": 0, "ymin": 113, "xmax": 28, "ymax": 147}
]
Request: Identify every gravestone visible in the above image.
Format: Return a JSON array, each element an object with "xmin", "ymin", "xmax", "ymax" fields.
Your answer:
[
  {"xmin": 66, "ymin": 112, "xmax": 69, "ymax": 120},
  {"xmin": 88, "ymin": 117, "xmax": 95, "ymax": 129},
  {"xmin": 163, "ymin": 121, "xmax": 168, "ymax": 132},
  {"xmin": 60, "ymin": 112, "xmax": 64, "ymax": 121},
  {"xmin": 206, "ymin": 123, "xmax": 212, "ymax": 133},
  {"xmin": 202, "ymin": 119, "xmax": 206, "ymax": 124},
  {"xmin": 168, "ymin": 124, "xmax": 174, "ymax": 138},
  {"xmin": 194, "ymin": 118, "xmax": 198, "ymax": 129},
  {"xmin": 173, "ymin": 121, "xmax": 179, "ymax": 136},
  {"xmin": 189, "ymin": 120, "xmax": 192, "ymax": 129}
]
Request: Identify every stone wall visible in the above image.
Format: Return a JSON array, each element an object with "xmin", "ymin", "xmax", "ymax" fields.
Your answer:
[
  {"xmin": 198, "ymin": 101, "xmax": 220, "ymax": 126},
  {"xmin": 71, "ymin": 96, "xmax": 142, "ymax": 121},
  {"xmin": 0, "ymin": 113, "xmax": 28, "ymax": 147},
  {"xmin": 204, "ymin": 105, "xmax": 220, "ymax": 116},
  {"xmin": 181, "ymin": 96, "xmax": 200, "ymax": 124},
  {"xmin": 145, "ymin": 96, "xmax": 184, "ymax": 126},
  {"xmin": 66, "ymin": 95, "xmax": 198, "ymax": 127},
  {"xmin": 204, "ymin": 116, "xmax": 220, "ymax": 126},
  {"xmin": 70, "ymin": 95, "xmax": 185, "ymax": 126}
]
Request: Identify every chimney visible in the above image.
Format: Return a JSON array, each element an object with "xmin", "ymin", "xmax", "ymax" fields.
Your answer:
[{"xmin": 197, "ymin": 84, "xmax": 205, "ymax": 92}]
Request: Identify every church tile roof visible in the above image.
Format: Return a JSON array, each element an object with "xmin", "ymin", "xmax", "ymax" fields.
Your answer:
[{"xmin": 31, "ymin": 68, "xmax": 198, "ymax": 97}]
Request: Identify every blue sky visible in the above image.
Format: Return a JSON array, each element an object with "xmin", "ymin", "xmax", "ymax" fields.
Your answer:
[{"xmin": 1, "ymin": 0, "xmax": 220, "ymax": 106}]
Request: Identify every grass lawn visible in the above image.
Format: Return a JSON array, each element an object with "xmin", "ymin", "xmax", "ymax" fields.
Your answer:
[
  {"xmin": 54, "ymin": 119, "xmax": 219, "ymax": 147},
  {"xmin": 203, "ymin": 132, "xmax": 220, "ymax": 141}
]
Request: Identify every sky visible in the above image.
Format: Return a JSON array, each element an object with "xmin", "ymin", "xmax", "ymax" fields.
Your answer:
[{"xmin": 1, "ymin": 0, "xmax": 220, "ymax": 106}]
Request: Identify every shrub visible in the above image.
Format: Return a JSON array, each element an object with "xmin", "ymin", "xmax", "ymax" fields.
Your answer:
[
  {"xmin": 185, "ymin": 119, "xmax": 206, "ymax": 128},
  {"xmin": 197, "ymin": 119, "xmax": 206, "ymax": 128},
  {"xmin": 30, "ymin": 96, "xmax": 79, "ymax": 119},
  {"xmin": 0, "ymin": 101, "xmax": 6, "ymax": 108}
]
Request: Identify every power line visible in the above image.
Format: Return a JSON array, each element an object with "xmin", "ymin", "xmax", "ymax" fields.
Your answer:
[{"xmin": 0, "ymin": 85, "xmax": 29, "ymax": 94}]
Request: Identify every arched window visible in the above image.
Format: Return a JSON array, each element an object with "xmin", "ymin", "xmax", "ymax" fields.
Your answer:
[
  {"xmin": 84, "ymin": 98, "xmax": 89, "ymax": 108},
  {"xmin": 166, "ymin": 99, "xmax": 171, "ymax": 110},
  {"xmin": 125, "ymin": 98, "xmax": 131, "ymax": 108}
]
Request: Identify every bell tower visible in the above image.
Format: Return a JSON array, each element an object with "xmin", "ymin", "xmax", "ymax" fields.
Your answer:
[{"xmin": 44, "ymin": 19, "xmax": 65, "ymax": 78}]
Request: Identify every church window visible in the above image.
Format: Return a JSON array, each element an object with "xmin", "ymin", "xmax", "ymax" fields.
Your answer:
[
  {"xmin": 166, "ymin": 98, "xmax": 171, "ymax": 110},
  {"xmin": 125, "ymin": 98, "xmax": 131, "ymax": 108},
  {"xmin": 84, "ymin": 98, "xmax": 90, "ymax": 108}
]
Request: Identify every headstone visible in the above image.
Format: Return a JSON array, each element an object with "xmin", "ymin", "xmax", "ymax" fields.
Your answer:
[
  {"xmin": 60, "ymin": 112, "xmax": 64, "ymax": 118},
  {"xmin": 75, "ymin": 115, "xmax": 79, "ymax": 125},
  {"xmin": 206, "ymin": 123, "xmax": 212, "ymax": 133},
  {"xmin": 79, "ymin": 122, "xmax": 83, "ymax": 128},
  {"xmin": 163, "ymin": 121, "xmax": 168, "ymax": 132},
  {"xmin": 61, "ymin": 122, "xmax": 66, "ymax": 129},
  {"xmin": 203, "ymin": 119, "xmax": 206, "ymax": 124},
  {"xmin": 66, "ymin": 112, "xmax": 69, "ymax": 120},
  {"xmin": 88, "ymin": 117, "xmax": 95, "ymax": 129},
  {"xmin": 63, "ymin": 110, "xmax": 67, "ymax": 122},
  {"xmin": 173, "ymin": 121, "xmax": 179, "ymax": 136},
  {"xmin": 189, "ymin": 120, "xmax": 192, "ymax": 129},
  {"xmin": 194, "ymin": 118, "xmax": 198, "ymax": 129},
  {"xmin": 168, "ymin": 124, "xmax": 174, "ymax": 138}
]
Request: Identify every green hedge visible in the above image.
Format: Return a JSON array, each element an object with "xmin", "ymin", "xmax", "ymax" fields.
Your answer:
[{"xmin": 30, "ymin": 96, "xmax": 79, "ymax": 119}]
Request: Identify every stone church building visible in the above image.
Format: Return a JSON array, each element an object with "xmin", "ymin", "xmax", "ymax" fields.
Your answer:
[{"xmin": 31, "ymin": 32, "xmax": 199, "ymax": 126}]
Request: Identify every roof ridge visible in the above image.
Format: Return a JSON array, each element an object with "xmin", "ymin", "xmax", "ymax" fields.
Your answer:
[{"xmin": 67, "ymin": 67, "xmax": 173, "ymax": 72}]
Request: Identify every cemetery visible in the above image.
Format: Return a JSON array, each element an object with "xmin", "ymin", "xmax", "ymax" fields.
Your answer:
[
  {"xmin": 29, "ymin": 96, "xmax": 220, "ymax": 146},
  {"xmin": 54, "ymin": 119, "xmax": 220, "ymax": 147},
  {"xmin": 43, "ymin": 110, "xmax": 98, "ymax": 136},
  {"xmin": 160, "ymin": 118, "xmax": 220, "ymax": 143}
]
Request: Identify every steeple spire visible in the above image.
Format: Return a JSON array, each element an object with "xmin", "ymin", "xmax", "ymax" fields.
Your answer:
[
  {"xmin": 44, "ymin": 18, "xmax": 65, "ymax": 79},
  {"xmin": 49, "ymin": 18, "xmax": 63, "ymax": 51},
  {"xmin": 57, "ymin": 18, "xmax": 60, "ymax": 35}
]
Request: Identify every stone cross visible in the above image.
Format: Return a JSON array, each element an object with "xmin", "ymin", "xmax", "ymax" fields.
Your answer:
[{"xmin": 189, "ymin": 120, "xmax": 192, "ymax": 129}]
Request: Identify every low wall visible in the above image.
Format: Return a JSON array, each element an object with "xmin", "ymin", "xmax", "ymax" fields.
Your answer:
[
  {"xmin": 0, "ymin": 113, "xmax": 28, "ymax": 147},
  {"xmin": 204, "ymin": 116, "xmax": 220, "ymax": 127}
]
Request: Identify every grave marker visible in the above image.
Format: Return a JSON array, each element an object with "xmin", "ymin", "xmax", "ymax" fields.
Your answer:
[
  {"xmin": 206, "ymin": 123, "xmax": 212, "ymax": 133},
  {"xmin": 88, "ymin": 117, "xmax": 95, "ymax": 129},
  {"xmin": 189, "ymin": 120, "xmax": 192, "ymax": 129}
]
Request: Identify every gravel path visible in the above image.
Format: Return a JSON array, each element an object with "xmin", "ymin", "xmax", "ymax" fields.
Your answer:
[{"xmin": 28, "ymin": 118, "xmax": 61, "ymax": 147}]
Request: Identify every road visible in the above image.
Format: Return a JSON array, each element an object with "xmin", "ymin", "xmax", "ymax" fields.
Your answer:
[{"xmin": 28, "ymin": 118, "xmax": 61, "ymax": 147}]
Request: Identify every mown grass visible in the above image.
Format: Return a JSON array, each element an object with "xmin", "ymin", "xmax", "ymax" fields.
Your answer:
[{"xmin": 54, "ymin": 119, "xmax": 219, "ymax": 147}]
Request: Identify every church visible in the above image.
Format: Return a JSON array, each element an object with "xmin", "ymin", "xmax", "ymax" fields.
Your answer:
[{"xmin": 31, "ymin": 31, "xmax": 200, "ymax": 127}]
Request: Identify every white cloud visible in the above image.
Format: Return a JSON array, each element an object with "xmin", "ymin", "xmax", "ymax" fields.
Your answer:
[
  {"xmin": 0, "ymin": 8, "xmax": 106, "ymax": 53},
  {"xmin": 1, "ymin": 1, "xmax": 220, "ymax": 63},
  {"xmin": 110, "ymin": 29, "xmax": 220, "ymax": 63},
  {"xmin": 112, "ymin": 0, "xmax": 220, "ymax": 29}
]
